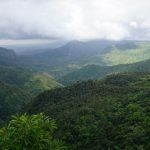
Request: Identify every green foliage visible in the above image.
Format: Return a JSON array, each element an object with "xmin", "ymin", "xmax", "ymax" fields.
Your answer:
[
  {"xmin": 0, "ymin": 113, "xmax": 67, "ymax": 150},
  {"xmin": 59, "ymin": 59, "xmax": 150, "ymax": 85},
  {"xmin": 0, "ymin": 47, "xmax": 16, "ymax": 65},
  {"xmin": 0, "ymin": 49, "xmax": 63, "ymax": 125},
  {"xmin": 0, "ymin": 81, "xmax": 30, "ymax": 123},
  {"xmin": 101, "ymin": 44, "xmax": 150, "ymax": 65},
  {"xmin": 1, "ymin": 42, "xmax": 150, "ymax": 149},
  {"xmin": 17, "ymin": 41, "xmax": 150, "ymax": 78},
  {"xmin": 0, "ymin": 65, "xmax": 62, "ymax": 97},
  {"xmin": 28, "ymin": 73, "xmax": 150, "ymax": 150},
  {"xmin": 83, "ymin": 41, "xmax": 150, "ymax": 66},
  {"xmin": 0, "ymin": 64, "xmax": 62, "ymax": 123},
  {"xmin": 24, "ymin": 72, "xmax": 63, "ymax": 96}
]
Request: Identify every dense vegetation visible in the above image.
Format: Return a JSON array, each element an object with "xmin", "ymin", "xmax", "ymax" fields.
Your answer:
[
  {"xmin": 0, "ymin": 65, "xmax": 62, "ymax": 96},
  {"xmin": 59, "ymin": 59, "xmax": 150, "ymax": 85},
  {"xmin": 0, "ymin": 47, "xmax": 16, "ymax": 65},
  {"xmin": 0, "ymin": 64, "xmax": 62, "ymax": 121},
  {"xmin": 87, "ymin": 41, "xmax": 150, "ymax": 66},
  {"xmin": 0, "ymin": 81, "xmax": 30, "ymax": 125},
  {"xmin": 0, "ymin": 41, "xmax": 150, "ymax": 149},
  {"xmin": 28, "ymin": 73, "xmax": 150, "ymax": 150},
  {"xmin": 0, "ymin": 48, "xmax": 62, "ymax": 123},
  {"xmin": 0, "ymin": 113, "xmax": 67, "ymax": 150},
  {"xmin": 17, "ymin": 40, "xmax": 150, "ymax": 78}
]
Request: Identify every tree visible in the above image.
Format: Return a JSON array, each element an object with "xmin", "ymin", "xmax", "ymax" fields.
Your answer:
[{"xmin": 0, "ymin": 113, "xmax": 67, "ymax": 150}]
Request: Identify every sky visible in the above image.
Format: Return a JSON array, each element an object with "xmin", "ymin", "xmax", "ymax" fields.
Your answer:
[{"xmin": 0, "ymin": 0, "xmax": 150, "ymax": 46}]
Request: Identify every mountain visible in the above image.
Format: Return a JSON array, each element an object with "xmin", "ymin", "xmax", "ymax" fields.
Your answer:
[
  {"xmin": 94, "ymin": 41, "xmax": 150, "ymax": 66},
  {"xmin": 0, "ymin": 42, "xmax": 150, "ymax": 149},
  {"xmin": 16, "ymin": 40, "xmax": 113, "ymax": 77},
  {"xmin": 28, "ymin": 73, "xmax": 150, "ymax": 150},
  {"xmin": 59, "ymin": 59, "xmax": 150, "ymax": 85},
  {"xmin": 0, "ymin": 47, "xmax": 62, "ymax": 95},
  {"xmin": 15, "ymin": 40, "xmax": 150, "ymax": 79},
  {"xmin": 24, "ymin": 72, "xmax": 63, "ymax": 96},
  {"xmin": 18, "ymin": 40, "xmax": 113, "ymax": 66},
  {"xmin": 0, "ymin": 64, "xmax": 62, "ymax": 97},
  {"xmin": 0, "ymin": 47, "xmax": 16, "ymax": 65},
  {"xmin": 0, "ymin": 64, "xmax": 62, "ymax": 123},
  {"xmin": 0, "ymin": 48, "xmax": 62, "ymax": 123},
  {"xmin": 1, "ymin": 40, "xmax": 150, "ymax": 79}
]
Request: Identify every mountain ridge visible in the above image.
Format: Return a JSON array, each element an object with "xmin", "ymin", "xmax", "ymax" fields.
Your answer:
[
  {"xmin": 59, "ymin": 58, "xmax": 150, "ymax": 85},
  {"xmin": 28, "ymin": 72, "xmax": 150, "ymax": 150}
]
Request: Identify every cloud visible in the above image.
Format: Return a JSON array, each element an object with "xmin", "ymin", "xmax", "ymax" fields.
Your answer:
[{"xmin": 0, "ymin": 0, "xmax": 150, "ymax": 40}]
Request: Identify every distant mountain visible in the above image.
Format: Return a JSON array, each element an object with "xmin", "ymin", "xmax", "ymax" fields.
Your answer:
[
  {"xmin": 17, "ymin": 40, "xmax": 112, "ymax": 68},
  {"xmin": 1, "ymin": 43, "xmax": 150, "ymax": 149},
  {"xmin": 0, "ymin": 48, "xmax": 63, "ymax": 124},
  {"xmin": 0, "ymin": 47, "xmax": 62, "ymax": 94},
  {"xmin": 0, "ymin": 64, "xmax": 62, "ymax": 97},
  {"xmin": 16, "ymin": 40, "xmax": 113, "ymax": 78},
  {"xmin": 28, "ymin": 73, "xmax": 150, "ymax": 150},
  {"xmin": 97, "ymin": 42, "xmax": 150, "ymax": 66},
  {"xmin": 5, "ymin": 40, "xmax": 66, "ymax": 55},
  {"xmin": 0, "ymin": 47, "xmax": 16, "ymax": 65},
  {"xmin": 1, "ymin": 41, "xmax": 150, "ymax": 86},
  {"xmin": 18, "ymin": 40, "xmax": 113, "ymax": 66},
  {"xmin": 1, "ymin": 40, "xmax": 150, "ymax": 71},
  {"xmin": 16, "ymin": 40, "xmax": 150, "ymax": 78},
  {"xmin": 59, "ymin": 59, "xmax": 150, "ymax": 85}
]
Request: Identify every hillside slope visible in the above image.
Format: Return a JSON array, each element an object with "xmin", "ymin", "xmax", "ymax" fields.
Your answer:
[
  {"xmin": 24, "ymin": 72, "xmax": 63, "ymax": 96},
  {"xmin": 0, "ymin": 81, "xmax": 30, "ymax": 125},
  {"xmin": 16, "ymin": 40, "xmax": 150, "ymax": 78},
  {"xmin": 18, "ymin": 40, "xmax": 112, "ymax": 66},
  {"xmin": 0, "ymin": 48, "xmax": 62, "ymax": 124},
  {"xmin": 85, "ymin": 41, "xmax": 150, "ymax": 66},
  {"xmin": 0, "ymin": 47, "xmax": 16, "ymax": 65},
  {"xmin": 28, "ymin": 73, "xmax": 150, "ymax": 150},
  {"xmin": 0, "ymin": 64, "xmax": 62, "ymax": 97},
  {"xmin": 59, "ymin": 59, "xmax": 150, "ymax": 85}
]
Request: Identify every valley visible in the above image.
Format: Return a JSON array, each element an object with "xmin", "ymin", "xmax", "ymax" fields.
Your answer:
[
  {"xmin": 0, "ymin": 40, "xmax": 150, "ymax": 149},
  {"xmin": 1, "ymin": 1, "xmax": 150, "ymax": 149},
  {"xmin": 28, "ymin": 72, "xmax": 150, "ymax": 150}
]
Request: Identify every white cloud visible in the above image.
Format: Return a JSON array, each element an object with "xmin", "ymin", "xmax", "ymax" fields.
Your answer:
[
  {"xmin": 0, "ymin": 0, "xmax": 150, "ymax": 41},
  {"xmin": 129, "ymin": 22, "xmax": 138, "ymax": 29}
]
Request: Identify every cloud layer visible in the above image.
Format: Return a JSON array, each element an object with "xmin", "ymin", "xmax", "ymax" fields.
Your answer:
[{"xmin": 0, "ymin": 0, "xmax": 150, "ymax": 40}]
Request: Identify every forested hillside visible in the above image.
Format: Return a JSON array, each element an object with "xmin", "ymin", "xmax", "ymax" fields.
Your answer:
[
  {"xmin": 84, "ymin": 41, "xmax": 150, "ymax": 66},
  {"xmin": 18, "ymin": 40, "xmax": 113, "ymax": 67},
  {"xmin": 0, "ymin": 65, "xmax": 62, "ymax": 97},
  {"xmin": 0, "ymin": 42, "xmax": 150, "ymax": 149},
  {"xmin": 59, "ymin": 59, "xmax": 150, "ymax": 85},
  {"xmin": 0, "ymin": 81, "xmax": 30, "ymax": 125},
  {"xmin": 0, "ymin": 48, "xmax": 62, "ymax": 124},
  {"xmin": 1, "ymin": 41, "xmax": 150, "ymax": 79},
  {"xmin": 16, "ymin": 40, "xmax": 150, "ymax": 78},
  {"xmin": 1, "ymin": 0, "xmax": 150, "ymax": 149},
  {"xmin": 28, "ymin": 73, "xmax": 150, "ymax": 150},
  {"xmin": 0, "ymin": 47, "xmax": 16, "ymax": 65}
]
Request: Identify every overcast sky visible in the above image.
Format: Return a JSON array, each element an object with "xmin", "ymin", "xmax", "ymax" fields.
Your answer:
[{"xmin": 0, "ymin": 0, "xmax": 150, "ymax": 45}]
